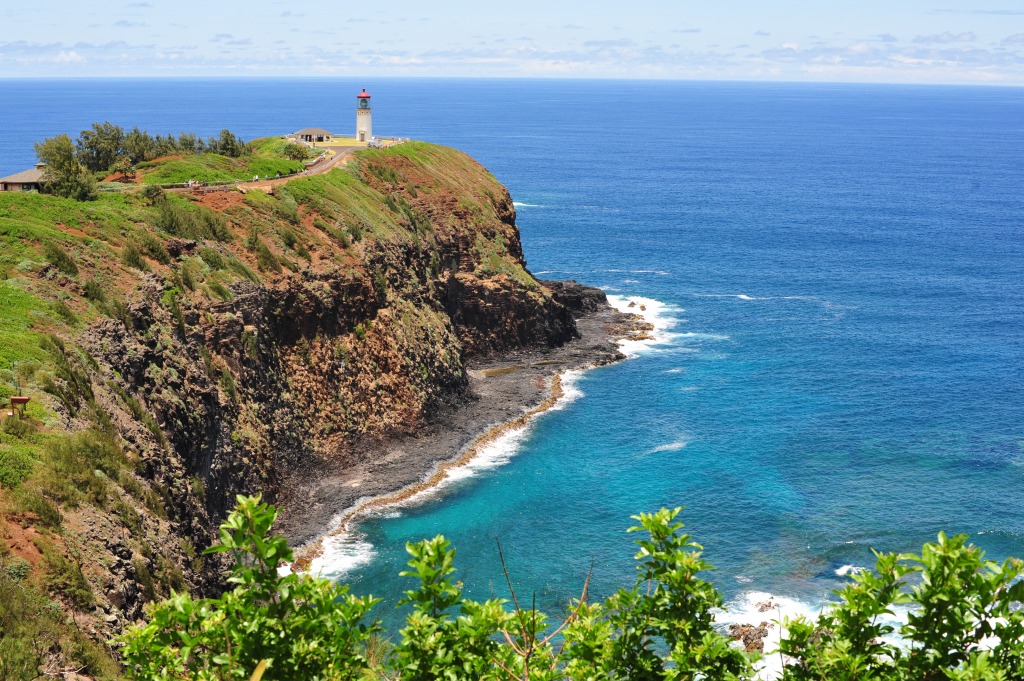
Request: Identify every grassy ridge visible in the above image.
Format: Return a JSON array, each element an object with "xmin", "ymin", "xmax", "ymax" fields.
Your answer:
[{"xmin": 134, "ymin": 136, "xmax": 310, "ymax": 184}]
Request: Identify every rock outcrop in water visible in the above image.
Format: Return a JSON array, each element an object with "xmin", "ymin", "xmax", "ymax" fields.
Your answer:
[{"xmin": 0, "ymin": 142, "xmax": 608, "ymax": 671}]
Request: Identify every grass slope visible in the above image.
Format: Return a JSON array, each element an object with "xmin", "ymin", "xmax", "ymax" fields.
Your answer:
[{"xmin": 135, "ymin": 136, "xmax": 310, "ymax": 185}]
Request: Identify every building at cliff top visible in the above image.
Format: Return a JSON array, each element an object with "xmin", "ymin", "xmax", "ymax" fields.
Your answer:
[
  {"xmin": 0, "ymin": 162, "xmax": 45, "ymax": 192},
  {"xmin": 294, "ymin": 127, "xmax": 334, "ymax": 143}
]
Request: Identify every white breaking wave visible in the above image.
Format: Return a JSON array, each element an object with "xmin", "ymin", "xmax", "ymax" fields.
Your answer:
[
  {"xmin": 598, "ymin": 268, "xmax": 670, "ymax": 275},
  {"xmin": 834, "ymin": 564, "xmax": 867, "ymax": 576},
  {"xmin": 675, "ymin": 331, "xmax": 731, "ymax": 341},
  {"xmin": 720, "ymin": 589, "xmax": 918, "ymax": 680},
  {"xmin": 306, "ymin": 533, "xmax": 376, "ymax": 582},
  {"xmin": 606, "ymin": 294, "xmax": 683, "ymax": 358},
  {"xmin": 691, "ymin": 292, "xmax": 764, "ymax": 300},
  {"xmin": 646, "ymin": 440, "xmax": 687, "ymax": 454},
  {"xmin": 718, "ymin": 591, "xmax": 823, "ymax": 681},
  {"xmin": 512, "ymin": 201, "xmax": 543, "ymax": 208},
  {"xmin": 550, "ymin": 369, "xmax": 585, "ymax": 411}
]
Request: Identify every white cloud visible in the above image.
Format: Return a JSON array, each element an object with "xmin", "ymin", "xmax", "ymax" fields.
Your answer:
[
  {"xmin": 54, "ymin": 50, "xmax": 83, "ymax": 63},
  {"xmin": 913, "ymin": 31, "xmax": 976, "ymax": 43}
]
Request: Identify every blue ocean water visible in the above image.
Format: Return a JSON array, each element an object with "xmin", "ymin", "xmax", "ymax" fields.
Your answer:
[{"xmin": 4, "ymin": 78, "xmax": 1023, "ymax": 626}]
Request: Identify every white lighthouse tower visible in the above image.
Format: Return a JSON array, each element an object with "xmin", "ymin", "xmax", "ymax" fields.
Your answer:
[{"xmin": 355, "ymin": 88, "xmax": 372, "ymax": 143}]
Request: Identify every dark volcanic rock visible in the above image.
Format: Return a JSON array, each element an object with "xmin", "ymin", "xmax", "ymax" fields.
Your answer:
[
  {"xmin": 541, "ymin": 279, "xmax": 610, "ymax": 315},
  {"xmin": 728, "ymin": 622, "xmax": 770, "ymax": 653}
]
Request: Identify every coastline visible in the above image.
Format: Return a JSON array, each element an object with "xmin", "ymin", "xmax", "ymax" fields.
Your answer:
[{"xmin": 277, "ymin": 286, "xmax": 655, "ymax": 569}]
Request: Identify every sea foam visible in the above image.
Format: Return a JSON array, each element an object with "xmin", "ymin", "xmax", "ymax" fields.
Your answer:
[
  {"xmin": 306, "ymin": 533, "xmax": 376, "ymax": 582},
  {"xmin": 606, "ymin": 294, "xmax": 682, "ymax": 357},
  {"xmin": 646, "ymin": 440, "xmax": 687, "ymax": 454},
  {"xmin": 717, "ymin": 591, "xmax": 823, "ymax": 680}
]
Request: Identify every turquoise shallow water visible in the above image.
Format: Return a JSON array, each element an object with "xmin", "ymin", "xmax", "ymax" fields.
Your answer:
[{"xmin": 3, "ymin": 78, "xmax": 1023, "ymax": 630}]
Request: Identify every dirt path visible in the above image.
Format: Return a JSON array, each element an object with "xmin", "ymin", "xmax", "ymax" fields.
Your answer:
[{"xmin": 235, "ymin": 145, "xmax": 361, "ymax": 193}]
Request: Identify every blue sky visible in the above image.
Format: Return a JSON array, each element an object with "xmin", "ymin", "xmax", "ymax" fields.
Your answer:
[{"xmin": 2, "ymin": 1, "xmax": 1023, "ymax": 83}]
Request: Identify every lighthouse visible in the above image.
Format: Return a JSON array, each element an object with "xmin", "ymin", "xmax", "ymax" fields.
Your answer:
[{"xmin": 356, "ymin": 88, "xmax": 372, "ymax": 143}]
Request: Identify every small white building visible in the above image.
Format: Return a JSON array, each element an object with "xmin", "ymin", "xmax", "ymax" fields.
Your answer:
[
  {"xmin": 0, "ymin": 162, "xmax": 46, "ymax": 192},
  {"xmin": 294, "ymin": 128, "xmax": 334, "ymax": 143},
  {"xmin": 356, "ymin": 88, "xmax": 372, "ymax": 143}
]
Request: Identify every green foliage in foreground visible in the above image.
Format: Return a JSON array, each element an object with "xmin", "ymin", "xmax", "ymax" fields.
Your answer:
[{"xmin": 120, "ymin": 497, "xmax": 1024, "ymax": 681}]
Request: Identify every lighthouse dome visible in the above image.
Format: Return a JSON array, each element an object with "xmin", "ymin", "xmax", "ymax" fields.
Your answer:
[{"xmin": 356, "ymin": 89, "xmax": 371, "ymax": 99}]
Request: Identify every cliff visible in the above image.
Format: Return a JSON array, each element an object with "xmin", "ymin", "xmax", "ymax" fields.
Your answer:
[{"xmin": 0, "ymin": 142, "xmax": 602, "ymax": 675}]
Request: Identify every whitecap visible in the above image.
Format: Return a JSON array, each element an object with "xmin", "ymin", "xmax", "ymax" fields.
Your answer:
[
  {"xmin": 690, "ymin": 292, "xmax": 763, "ymax": 300},
  {"xmin": 664, "ymin": 368, "xmax": 684, "ymax": 374},
  {"xmin": 597, "ymin": 268, "xmax": 669, "ymax": 275},
  {"xmin": 512, "ymin": 201, "xmax": 543, "ymax": 208},
  {"xmin": 675, "ymin": 331, "xmax": 731, "ymax": 341},
  {"xmin": 646, "ymin": 440, "xmax": 687, "ymax": 454},
  {"xmin": 305, "ymin": 533, "xmax": 376, "ymax": 581},
  {"xmin": 623, "ymin": 279, "xmax": 640, "ymax": 284},
  {"xmin": 834, "ymin": 564, "xmax": 866, "ymax": 577}
]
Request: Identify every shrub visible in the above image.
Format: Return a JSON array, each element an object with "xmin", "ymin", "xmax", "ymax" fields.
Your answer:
[
  {"xmin": 781, "ymin": 532, "xmax": 1024, "ymax": 679},
  {"xmin": 199, "ymin": 246, "xmax": 225, "ymax": 270},
  {"xmin": 0, "ymin": 446, "xmax": 34, "ymax": 488},
  {"xmin": 254, "ymin": 240, "xmax": 281, "ymax": 274},
  {"xmin": 52, "ymin": 299, "xmax": 78, "ymax": 326},
  {"xmin": 119, "ymin": 496, "xmax": 1024, "ymax": 681},
  {"xmin": 283, "ymin": 143, "xmax": 310, "ymax": 161},
  {"xmin": 38, "ymin": 540, "xmax": 94, "ymax": 610},
  {"xmin": 44, "ymin": 242, "xmax": 78, "ymax": 276},
  {"xmin": 12, "ymin": 488, "xmax": 61, "ymax": 528},
  {"xmin": 121, "ymin": 240, "xmax": 148, "ymax": 271},
  {"xmin": 137, "ymin": 231, "xmax": 170, "ymax": 265},
  {"xmin": 83, "ymin": 278, "xmax": 106, "ymax": 303},
  {"xmin": 120, "ymin": 495, "xmax": 380, "ymax": 680}
]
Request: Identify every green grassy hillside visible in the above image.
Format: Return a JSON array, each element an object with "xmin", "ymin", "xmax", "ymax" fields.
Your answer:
[{"xmin": 134, "ymin": 136, "xmax": 311, "ymax": 184}]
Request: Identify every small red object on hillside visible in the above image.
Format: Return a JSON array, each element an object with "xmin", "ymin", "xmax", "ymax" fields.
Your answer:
[{"xmin": 8, "ymin": 395, "xmax": 30, "ymax": 418}]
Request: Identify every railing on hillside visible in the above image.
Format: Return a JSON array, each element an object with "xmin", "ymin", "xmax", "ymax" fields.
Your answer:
[{"xmin": 98, "ymin": 151, "xmax": 330, "ymax": 193}]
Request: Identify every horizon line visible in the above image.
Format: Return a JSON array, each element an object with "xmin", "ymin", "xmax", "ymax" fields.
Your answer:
[{"xmin": 1, "ymin": 75, "xmax": 1022, "ymax": 89}]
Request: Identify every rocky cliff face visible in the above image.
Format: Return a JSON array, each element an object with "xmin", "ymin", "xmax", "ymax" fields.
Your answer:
[{"xmin": 0, "ymin": 143, "xmax": 584, "ymax": 660}]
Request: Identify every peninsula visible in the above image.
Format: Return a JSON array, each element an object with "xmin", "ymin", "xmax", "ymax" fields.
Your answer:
[{"xmin": 0, "ymin": 129, "xmax": 646, "ymax": 674}]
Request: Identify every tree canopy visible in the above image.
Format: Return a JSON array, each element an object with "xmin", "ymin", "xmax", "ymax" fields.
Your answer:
[{"xmin": 34, "ymin": 133, "xmax": 97, "ymax": 201}]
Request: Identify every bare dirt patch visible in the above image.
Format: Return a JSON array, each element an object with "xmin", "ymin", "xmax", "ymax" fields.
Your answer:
[
  {"xmin": 194, "ymin": 190, "xmax": 245, "ymax": 212},
  {"xmin": 1, "ymin": 516, "xmax": 46, "ymax": 570}
]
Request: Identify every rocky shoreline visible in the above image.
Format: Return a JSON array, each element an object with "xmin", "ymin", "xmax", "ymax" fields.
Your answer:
[{"xmin": 275, "ymin": 281, "xmax": 650, "ymax": 553}]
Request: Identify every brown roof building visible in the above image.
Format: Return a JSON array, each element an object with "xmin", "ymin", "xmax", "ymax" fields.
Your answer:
[
  {"xmin": 0, "ymin": 163, "xmax": 46, "ymax": 192},
  {"xmin": 293, "ymin": 128, "xmax": 334, "ymax": 143}
]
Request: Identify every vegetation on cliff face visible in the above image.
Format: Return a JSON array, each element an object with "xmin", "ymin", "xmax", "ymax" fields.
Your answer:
[
  {"xmin": 119, "ymin": 496, "xmax": 1024, "ymax": 681},
  {"xmin": 0, "ymin": 142, "xmax": 580, "ymax": 676}
]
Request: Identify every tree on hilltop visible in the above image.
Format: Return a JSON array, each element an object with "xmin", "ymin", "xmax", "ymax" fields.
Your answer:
[
  {"xmin": 76, "ymin": 121, "xmax": 125, "ymax": 172},
  {"xmin": 34, "ymin": 134, "xmax": 97, "ymax": 201}
]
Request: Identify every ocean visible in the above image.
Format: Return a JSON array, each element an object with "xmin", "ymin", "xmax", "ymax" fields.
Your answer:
[{"xmin": 4, "ymin": 78, "xmax": 1023, "ymax": 634}]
